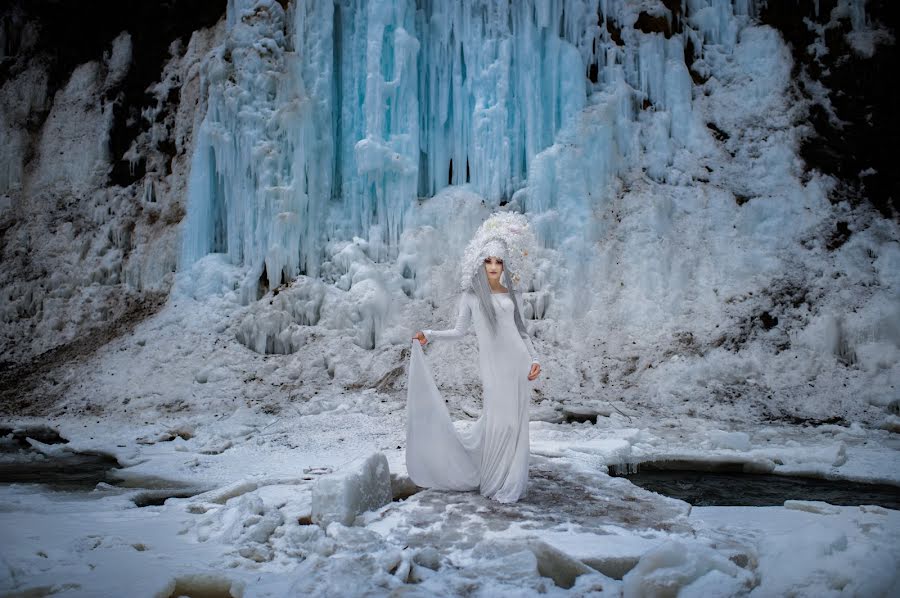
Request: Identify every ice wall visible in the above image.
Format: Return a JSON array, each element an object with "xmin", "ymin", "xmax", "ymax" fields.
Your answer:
[
  {"xmin": 180, "ymin": 0, "xmax": 779, "ymax": 301},
  {"xmin": 182, "ymin": 0, "xmax": 606, "ymax": 298},
  {"xmin": 520, "ymin": 0, "xmax": 760, "ymax": 282},
  {"xmin": 181, "ymin": 1, "xmax": 313, "ymax": 298}
]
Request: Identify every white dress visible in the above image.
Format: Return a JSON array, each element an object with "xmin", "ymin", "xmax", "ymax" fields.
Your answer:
[{"xmin": 406, "ymin": 290, "xmax": 540, "ymax": 503}]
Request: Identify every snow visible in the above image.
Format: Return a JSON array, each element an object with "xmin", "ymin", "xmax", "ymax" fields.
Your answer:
[
  {"xmin": 3, "ymin": 286, "xmax": 898, "ymax": 596},
  {"xmin": 0, "ymin": 17, "xmax": 225, "ymax": 363},
  {"xmin": 689, "ymin": 504, "xmax": 900, "ymax": 596},
  {"xmin": 4, "ymin": 378, "xmax": 897, "ymax": 595},
  {"xmin": 1, "ymin": 0, "xmax": 898, "ymax": 595}
]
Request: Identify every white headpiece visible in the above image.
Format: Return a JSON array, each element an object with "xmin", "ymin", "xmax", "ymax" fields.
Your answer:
[{"xmin": 459, "ymin": 212, "xmax": 536, "ymax": 291}]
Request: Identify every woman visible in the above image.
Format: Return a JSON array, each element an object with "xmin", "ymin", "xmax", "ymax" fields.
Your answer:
[{"xmin": 407, "ymin": 213, "xmax": 541, "ymax": 503}]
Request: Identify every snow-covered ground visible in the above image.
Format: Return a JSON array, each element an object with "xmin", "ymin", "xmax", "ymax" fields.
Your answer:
[{"xmin": 1, "ymin": 291, "xmax": 898, "ymax": 596}]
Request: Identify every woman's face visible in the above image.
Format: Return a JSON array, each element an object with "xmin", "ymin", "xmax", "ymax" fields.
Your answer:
[{"xmin": 483, "ymin": 256, "xmax": 503, "ymax": 282}]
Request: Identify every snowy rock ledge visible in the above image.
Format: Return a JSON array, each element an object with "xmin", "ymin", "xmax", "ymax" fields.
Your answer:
[{"xmin": 311, "ymin": 452, "xmax": 392, "ymax": 527}]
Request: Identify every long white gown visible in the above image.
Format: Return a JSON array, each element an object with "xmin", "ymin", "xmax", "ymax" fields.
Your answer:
[{"xmin": 406, "ymin": 290, "xmax": 540, "ymax": 503}]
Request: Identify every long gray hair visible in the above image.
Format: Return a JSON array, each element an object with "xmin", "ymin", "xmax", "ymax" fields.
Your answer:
[{"xmin": 468, "ymin": 263, "xmax": 530, "ymax": 339}]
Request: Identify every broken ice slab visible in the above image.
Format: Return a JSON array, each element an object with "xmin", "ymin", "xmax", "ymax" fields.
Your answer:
[
  {"xmin": 530, "ymin": 405, "xmax": 566, "ymax": 424},
  {"xmin": 622, "ymin": 539, "xmax": 754, "ymax": 597},
  {"xmin": 311, "ymin": 452, "xmax": 392, "ymax": 527},
  {"xmin": 783, "ymin": 499, "xmax": 842, "ymax": 515},
  {"xmin": 303, "ymin": 466, "xmax": 333, "ymax": 475}
]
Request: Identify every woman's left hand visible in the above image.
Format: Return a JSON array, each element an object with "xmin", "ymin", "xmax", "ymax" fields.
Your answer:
[{"xmin": 527, "ymin": 363, "xmax": 541, "ymax": 381}]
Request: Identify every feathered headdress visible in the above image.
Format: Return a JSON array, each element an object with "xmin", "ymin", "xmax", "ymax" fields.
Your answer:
[{"xmin": 459, "ymin": 212, "xmax": 536, "ymax": 291}]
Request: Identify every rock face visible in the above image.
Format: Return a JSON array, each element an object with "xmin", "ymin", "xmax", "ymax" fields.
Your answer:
[
  {"xmin": 311, "ymin": 452, "xmax": 393, "ymax": 527},
  {"xmin": 0, "ymin": 1, "xmax": 225, "ymax": 371}
]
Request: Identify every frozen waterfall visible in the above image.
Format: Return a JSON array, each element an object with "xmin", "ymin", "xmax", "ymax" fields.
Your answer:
[{"xmin": 180, "ymin": 0, "xmax": 762, "ymax": 300}]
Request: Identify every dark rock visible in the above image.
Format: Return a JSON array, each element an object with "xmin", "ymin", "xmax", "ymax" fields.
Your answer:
[{"xmin": 634, "ymin": 11, "xmax": 672, "ymax": 38}]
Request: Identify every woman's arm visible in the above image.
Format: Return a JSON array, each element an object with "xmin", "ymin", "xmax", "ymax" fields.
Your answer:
[
  {"xmin": 512, "ymin": 293, "xmax": 539, "ymax": 365},
  {"xmin": 422, "ymin": 293, "xmax": 473, "ymax": 341},
  {"xmin": 520, "ymin": 329, "xmax": 540, "ymax": 366}
]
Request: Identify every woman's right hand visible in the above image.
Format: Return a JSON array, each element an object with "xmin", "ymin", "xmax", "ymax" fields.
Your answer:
[{"xmin": 413, "ymin": 331, "xmax": 428, "ymax": 346}]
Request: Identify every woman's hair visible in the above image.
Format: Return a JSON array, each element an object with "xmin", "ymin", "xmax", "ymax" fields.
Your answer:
[{"xmin": 469, "ymin": 259, "xmax": 530, "ymax": 339}]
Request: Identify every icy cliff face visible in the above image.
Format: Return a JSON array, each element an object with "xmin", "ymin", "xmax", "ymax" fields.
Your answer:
[
  {"xmin": 173, "ymin": 0, "xmax": 898, "ymax": 425},
  {"xmin": 180, "ymin": 0, "xmax": 811, "ymax": 299},
  {"xmin": 182, "ymin": 0, "xmax": 894, "ymax": 306},
  {"xmin": 1, "ymin": 0, "xmax": 896, "ymax": 424},
  {"xmin": 182, "ymin": 0, "xmax": 602, "ymax": 295},
  {"xmin": 0, "ymin": 1, "xmax": 225, "ymax": 368}
]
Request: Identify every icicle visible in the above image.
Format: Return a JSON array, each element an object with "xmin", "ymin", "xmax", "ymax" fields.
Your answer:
[
  {"xmin": 141, "ymin": 178, "xmax": 155, "ymax": 203},
  {"xmin": 846, "ymin": 0, "xmax": 868, "ymax": 31}
]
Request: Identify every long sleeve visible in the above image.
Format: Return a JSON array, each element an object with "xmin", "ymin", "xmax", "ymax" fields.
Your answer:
[
  {"xmin": 423, "ymin": 293, "xmax": 472, "ymax": 341},
  {"xmin": 512, "ymin": 293, "xmax": 539, "ymax": 366},
  {"xmin": 520, "ymin": 329, "xmax": 539, "ymax": 366}
]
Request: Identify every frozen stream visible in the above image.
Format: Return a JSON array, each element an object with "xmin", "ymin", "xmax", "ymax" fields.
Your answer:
[
  {"xmin": 1, "ymin": 410, "xmax": 898, "ymax": 597},
  {"xmin": 1, "ymin": 297, "xmax": 898, "ymax": 595}
]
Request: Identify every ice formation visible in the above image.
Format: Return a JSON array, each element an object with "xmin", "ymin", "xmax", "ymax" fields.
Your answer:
[
  {"xmin": 173, "ymin": 1, "xmax": 899, "ymax": 431},
  {"xmin": 311, "ymin": 451, "xmax": 393, "ymax": 527},
  {"xmin": 181, "ymin": 0, "xmax": 763, "ymax": 299},
  {"xmin": 1, "ymin": 0, "xmax": 893, "ymax": 427}
]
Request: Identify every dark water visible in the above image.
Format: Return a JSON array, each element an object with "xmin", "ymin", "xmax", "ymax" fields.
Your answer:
[
  {"xmin": 0, "ymin": 428, "xmax": 205, "ymax": 505},
  {"xmin": 612, "ymin": 463, "xmax": 900, "ymax": 510},
  {"xmin": 0, "ymin": 424, "xmax": 119, "ymax": 489},
  {"xmin": 0, "ymin": 451, "xmax": 120, "ymax": 489}
]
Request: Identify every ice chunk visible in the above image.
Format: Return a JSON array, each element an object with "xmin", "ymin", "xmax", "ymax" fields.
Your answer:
[
  {"xmin": 311, "ymin": 452, "xmax": 392, "ymax": 527},
  {"xmin": 680, "ymin": 568, "xmax": 751, "ymax": 598},
  {"xmin": 783, "ymin": 500, "xmax": 841, "ymax": 515},
  {"xmin": 622, "ymin": 540, "xmax": 751, "ymax": 596},
  {"xmin": 705, "ymin": 429, "xmax": 751, "ymax": 451},
  {"xmin": 526, "ymin": 539, "xmax": 598, "ymax": 589},
  {"xmin": 193, "ymin": 480, "xmax": 259, "ymax": 505},
  {"xmin": 858, "ymin": 505, "xmax": 890, "ymax": 515}
]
